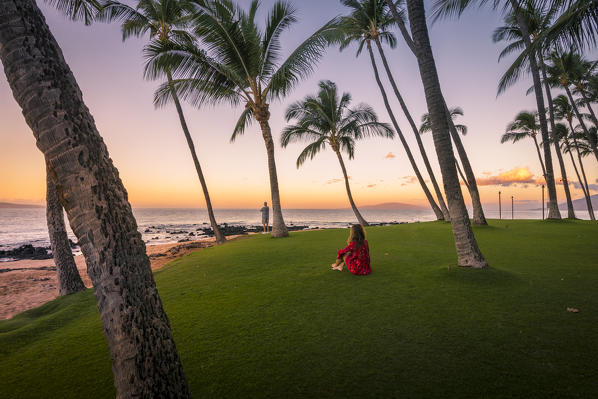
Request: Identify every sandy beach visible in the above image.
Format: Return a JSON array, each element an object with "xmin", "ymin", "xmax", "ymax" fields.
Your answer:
[{"xmin": 0, "ymin": 238, "xmax": 237, "ymax": 320}]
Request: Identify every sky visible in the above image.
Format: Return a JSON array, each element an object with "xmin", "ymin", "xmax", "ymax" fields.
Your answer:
[{"xmin": 0, "ymin": 0, "xmax": 596, "ymax": 209}]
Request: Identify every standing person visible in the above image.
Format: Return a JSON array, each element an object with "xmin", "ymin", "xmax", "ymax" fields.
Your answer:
[
  {"xmin": 332, "ymin": 224, "xmax": 371, "ymax": 275},
  {"xmin": 260, "ymin": 202, "xmax": 270, "ymax": 233}
]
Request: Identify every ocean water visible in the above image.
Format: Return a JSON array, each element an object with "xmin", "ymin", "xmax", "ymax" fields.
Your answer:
[{"xmin": 0, "ymin": 206, "xmax": 559, "ymax": 253}]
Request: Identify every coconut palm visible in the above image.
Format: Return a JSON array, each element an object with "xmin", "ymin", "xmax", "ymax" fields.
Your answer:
[
  {"xmin": 556, "ymin": 124, "xmax": 595, "ymax": 220},
  {"xmin": 0, "ymin": 1, "xmax": 191, "ymax": 396},
  {"xmin": 281, "ymin": 80, "xmax": 394, "ymax": 226},
  {"xmin": 401, "ymin": 0, "xmax": 488, "ymax": 268},
  {"xmin": 567, "ymin": 54, "xmax": 598, "ymax": 131},
  {"xmin": 501, "ymin": 111, "xmax": 547, "ymax": 177},
  {"xmin": 46, "ymin": 168, "xmax": 86, "ymax": 295},
  {"xmin": 337, "ymin": 0, "xmax": 446, "ymax": 221},
  {"xmin": 99, "ymin": 0, "xmax": 226, "ymax": 244},
  {"xmin": 547, "ymin": 50, "xmax": 598, "ymax": 161},
  {"xmin": 433, "ymin": 0, "xmax": 562, "ymax": 220},
  {"xmin": 492, "ymin": 4, "xmax": 576, "ymax": 218},
  {"xmin": 339, "ymin": 0, "xmax": 450, "ymax": 221},
  {"xmin": 385, "ymin": 0, "xmax": 488, "ymax": 225},
  {"xmin": 147, "ymin": 0, "xmax": 341, "ymax": 237}
]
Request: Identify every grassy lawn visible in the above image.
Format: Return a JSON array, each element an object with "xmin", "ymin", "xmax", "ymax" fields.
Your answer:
[{"xmin": 1, "ymin": 220, "xmax": 597, "ymax": 398}]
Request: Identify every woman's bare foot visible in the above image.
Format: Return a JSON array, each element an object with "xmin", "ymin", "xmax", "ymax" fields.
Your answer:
[{"xmin": 331, "ymin": 263, "xmax": 343, "ymax": 271}]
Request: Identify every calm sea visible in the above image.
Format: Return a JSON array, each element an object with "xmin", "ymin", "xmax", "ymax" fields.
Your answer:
[{"xmin": 0, "ymin": 206, "xmax": 557, "ymax": 253}]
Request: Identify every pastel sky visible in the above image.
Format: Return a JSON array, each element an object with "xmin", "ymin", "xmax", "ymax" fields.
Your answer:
[{"xmin": 0, "ymin": 0, "xmax": 596, "ymax": 209}]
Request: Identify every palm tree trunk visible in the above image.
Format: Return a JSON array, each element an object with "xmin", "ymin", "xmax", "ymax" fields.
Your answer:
[
  {"xmin": 539, "ymin": 55, "xmax": 575, "ymax": 218},
  {"xmin": 406, "ymin": 0, "xmax": 487, "ymax": 268},
  {"xmin": 0, "ymin": 2, "xmax": 191, "ymax": 396},
  {"xmin": 532, "ymin": 135, "xmax": 547, "ymax": 178},
  {"xmin": 366, "ymin": 40, "xmax": 445, "ymax": 221},
  {"xmin": 573, "ymin": 135, "xmax": 596, "ymax": 220},
  {"xmin": 579, "ymin": 87, "xmax": 598, "ymax": 130},
  {"xmin": 255, "ymin": 109, "xmax": 289, "ymax": 238},
  {"xmin": 46, "ymin": 167, "xmax": 86, "ymax": 295},
  {"xmin": 443, "ymin": 101, "xmax": 487, "ymax": 225},
  {"xmin": 335, "ymin": 150, "xmax": 368, "ymax": 226},
  {"xmin": 564, "ymin": 86, "xmax": 598, "ymax": 162},
  {"xmin": 455, "ymin": 159, "xmax": 469, "ymax": 188},
  {"xmin": 374, "ymin": 38, "xmax": 450, "ymax": 221},
  {"xmin": 166, "ymin": 70, "xmax": 225, "ymax": 244},
  {"xmin": 565, "ymin": 139, "xmax": 594, "ymax": 220},
  {"xmin": 510, "ymin": 0, "xmax": 561, "ymax": 219}
]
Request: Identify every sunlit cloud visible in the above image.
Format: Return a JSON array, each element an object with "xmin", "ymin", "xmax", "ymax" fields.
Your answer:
[
  {"xmin": 384, "ymin": 152, "xmax": 396, "ymax": 159},
  {"xmin": 475, "ymin": 167, "xmax": 537, "ymax": 186},
  {"xmin": 401, "ymin": 176, "xmax": 417, "ymax": 184},
  {"xmin": 367, "ymin": 184, "xmax": 376, "ymax": 188},
  {"xmin": 326, "ymin": 176, "xmax": 350, "ymax": 185}
]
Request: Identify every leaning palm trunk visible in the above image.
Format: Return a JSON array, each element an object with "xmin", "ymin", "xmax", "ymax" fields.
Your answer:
[
  {"xmin": 510, "ymin": 0, "xmax": 561, "ymax": 219},
  {"xmin": 579, "ymin": 89, "xmax": 598, "ymax": 136},
  {"xmin": 532, "ymin": 134, "xmax": 547, "ymax": 178},
  {"xmin": 46, "ymin": 168, "xmax": 85, "ymax": 295},
  {"xmin": 366, "ymin": 41, "xmax": 445, "ymax": 221},
  {"xmin": 406, "ymin": 0, "xmax": 487, "ymax": 268},
  {"xmin": 444, "ymin": 103, "xmax": 487, "ymax": 225},
  {"xmin": 0, "ymin": 1, "xmax": 191, "ymax": 396},
  {"xmin": 255, "ymin": 108, "xmax": 289, "ymax": 238},
  {"xmin": 335, "ymin": 149, "xmax": 369, "ymax": 226},
  {"xmin": 374, "ymin": 38, "xmax": 450, "ymax": 221},
  {"xmin": 166, "ymin": 70, "xmax": 225, "ymax": 244},
  {"xmin": 564, "ymin": 86, "xmax": 598, "ymax": 162},
  {"xmin": 539, "ymin": 56, "xmax": 575, "ymax": 218},
  {"xmin": 564, "ymin": 139, "xmax": 595, "ymax": 220},
  {"xmin": 572, "ymin": 135, "xmax": 596, "ymax": 220}
]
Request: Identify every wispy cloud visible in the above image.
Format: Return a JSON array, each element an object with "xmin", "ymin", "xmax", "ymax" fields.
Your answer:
[
  {"xmin": 573, "ymin": 182, "xmax": 598, "ymax": 191},
  {"xmin": 367, "ymin": 184, "xmax": 376, "ymax": 188},
  {"xmin": 385, "ymin": 152, "xmax": 396, "ymax": 159},
  {"xmin": 401, "ymin": 176, "xmax": 417, "ymax": 184},
  {"xmin": 326, "ymin": 177, "xmax": 350, "ymax": 185}
]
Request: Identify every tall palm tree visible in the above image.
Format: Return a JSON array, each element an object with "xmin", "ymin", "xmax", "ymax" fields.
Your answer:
[
  {"xmin": 547, "ymin": 50, "xmax": 598, "ymax": 161},
  {"xmin": 403, "ymin": 0, "xmax": 488, "ymax": 268},
  {"xmin": 556, "ymin": 124, "xmax": 595, "ymax": 220},
  {"xmin": 281, "ymin": 80, "xmax": 394, "ymax": 226},
  {"xmin": 99, "ymin": 0, "xmax": 226, "ymax": 244},
  {"xmin": 0, "ymin": 1, "xmax": 191, "ymax": 396},
  {"xmin": 147, "ymin": 0, "xmax": 341, "ymax": 237},
  {"xmin": 433, "ymin": 0, "xmax": 562, "ymax": 220},
  {"xmin": 492, "ymin": 4, "xmax": 576, "ymax": 218},
  {"xmin": 340, "ymin": 0, "xmax": 450, "ymax": 220},
  {"xmin": 385, "ymin": 0, "xmax": 488, "ymax": 225},
  {"xmin": 337, "ymin": 0, "xmax": 446, "ymax": 221},
  {"xmin": 568, "ymin": 54, "xmax": 598, "ymax": 133},
  {"xmin": 501, "ymin": 111, "xmax": 547, "ymax": 181},
  {"xmin": 46, "ymin": 168, "xmax": 86, "ymax": 295}
]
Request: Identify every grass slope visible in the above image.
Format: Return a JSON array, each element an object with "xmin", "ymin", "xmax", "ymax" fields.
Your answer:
[{"xmin": 1, "ymin": 220, "xmax": 597, "ymax": 398}]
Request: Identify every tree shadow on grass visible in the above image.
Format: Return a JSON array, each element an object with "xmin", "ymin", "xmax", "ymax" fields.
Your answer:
[{"xmin": 437, "ymin": 266, "xmax": 520, "ymax": 288}]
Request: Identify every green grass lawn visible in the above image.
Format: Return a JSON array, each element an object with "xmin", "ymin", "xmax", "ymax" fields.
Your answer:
[{"xmin": 1, "ymin": 220, "xmax": 597, "ymax": 398}]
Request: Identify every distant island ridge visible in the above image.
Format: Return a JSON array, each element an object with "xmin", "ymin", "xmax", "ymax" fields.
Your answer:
[{"xmin": 0, "ymin": 202, "xmax": 44, "ymax": 208}]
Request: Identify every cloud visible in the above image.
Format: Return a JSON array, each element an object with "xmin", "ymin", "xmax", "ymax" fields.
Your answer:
[
  {"xmin": 367, "ymin": 184, "xmax": 376, "ymax": 188},
  {"xmin": 326, "ymin": 176, "xmax": 350, "ymax": 185},
  {"xmin": 475, "ymin": 167, "xmax": 537, "ymax": 186},
  {"xmin": 384, "ymin": 152, "xmax": 396, "ymax": 159},
  {"xmin": 401, "ymin": 176, "xmax": 418, "ymax": 184},
  {"xmin": 573, "ymin": 182, "xmax": 598, "ymax": 191}
]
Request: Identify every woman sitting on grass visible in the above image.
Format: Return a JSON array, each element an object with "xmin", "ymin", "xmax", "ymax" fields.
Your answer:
[{"xmin": 332, "ymin": 224, "xmax": 371, "ymax": 275}]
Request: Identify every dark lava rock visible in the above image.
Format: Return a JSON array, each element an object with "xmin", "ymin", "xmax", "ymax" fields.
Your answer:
[
  {"xmin": 178, "ymin": 238, "xmax": 191, "ymax": 242},
  {"xmin": 144, "ymin": 228, "xmax": 152, "ymax": 233},
  {"xmin": 0, "ymin": 244, "xmax": 52, "ymax": 260},
  {"xmin": 68, "ymin": 239, "xmax": 79, "ymax": 248},
  {"xmin": 189, "ymin": 232, "xmax": 195, "ymax": 236}
]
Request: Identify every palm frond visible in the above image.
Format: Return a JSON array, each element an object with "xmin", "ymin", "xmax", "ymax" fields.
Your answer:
[
  {"xmin": 231, "ymin": 106, "xmax": 254, "ymax": 142},
  {"xmin": 44, "ymin": 0, "xmax": 102, "ymax": 25}
]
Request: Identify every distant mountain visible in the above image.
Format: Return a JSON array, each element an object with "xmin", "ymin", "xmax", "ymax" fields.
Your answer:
[
  {"xmin": 360, "ymin": 202, "xmax": 426, "ymax": 210},
  {"xmin": 0, "ymin": 202, "xmax": 43, "ymax": 208},
  {"xmin": 561, "ymin": 194, "xmax": 598, "ymax": 211}
]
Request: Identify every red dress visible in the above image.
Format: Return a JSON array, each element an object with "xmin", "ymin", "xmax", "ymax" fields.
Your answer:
[{"xmin": 337, "ymin": 240, "xmax": 371, "ymax": 275}]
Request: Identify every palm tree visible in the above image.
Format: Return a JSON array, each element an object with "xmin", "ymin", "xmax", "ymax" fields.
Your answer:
[
  {"xmin": 99, "ymin": 0, "xmax": 226, "ymax": 244},
  {"xmin": 433, "ymin": 0, "xmax": 562, "ymax": 220},
  {"xmin": 385, "ymin": 0, "xmax": 488, "ymax": 225},
  {"xmin": 556, "ymin": 124, "xmax": 595, "ymax": 220},
  {"xmin": 420, "ymin": 107, "xmax": 471, "ymax": 194},
  {"xmin": 46, "ymin": 167, "xmax": 86, "ymax": 295},
  {"xmin": 0, "ymin": 1, "xmax": 191, "ymax": 396},
  {"xmin": 337, "ymin": 0, "xmax": 446, "ymax": 221},
  {"xmin": 281, "ymin": 80, "xmax": 394, "ymax": 226},
  {"xmin": 501, "ymin": 111, "xmax": 547, "ymax": 181},
  {"xmin": 492, "ymin": 4, "xmax": 576, "ymax": 218},
  {"xmin": 402, "ymin": 0, "xmax": 488, "ymax": 268},
  {"xmin": 547, "ymin": 50, "xmax": 598, "ymax": 161},
  {"xmin": 147, "ymin": 0, "xmax": 341, "ymax": 237},
  {"xmin": 567, "ymin": 54, "xmax": 598, "ymax": 134}
]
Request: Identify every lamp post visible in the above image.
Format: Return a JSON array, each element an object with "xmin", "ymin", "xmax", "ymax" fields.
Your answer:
[
  {"xmin": 499, "ymin": 191, "xmax": 502, "ymax": 220},
  {"xmin": 512, "ymin": 195, "xmax": 514, "ymax": 220}
]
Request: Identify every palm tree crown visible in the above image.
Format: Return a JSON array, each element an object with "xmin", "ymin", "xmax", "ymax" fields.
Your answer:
[
  {"xmin": 420, "ymin": 107, "xmax": 467, "ymax": 136},
  {"xmin": 501, "ymin": 110, "xmax": 540, "ymax": 144},
  {"xmin": 281, "ymin": 80, "xmax": 394, "ymax": 167}
]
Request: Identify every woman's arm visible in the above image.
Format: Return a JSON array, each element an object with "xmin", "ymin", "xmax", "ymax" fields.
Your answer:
[{"xmin": 337, "ymin": 242, "xmax": 354, "ymax": 259}]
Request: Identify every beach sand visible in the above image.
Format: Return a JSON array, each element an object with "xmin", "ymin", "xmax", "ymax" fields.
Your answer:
[{"xmin": 0, "ymin": 238, "xmax": 238, "ymax": 320}]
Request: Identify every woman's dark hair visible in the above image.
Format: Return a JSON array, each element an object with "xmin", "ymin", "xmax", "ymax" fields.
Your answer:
[{"xmin": 347, "ymin": 224, "xmax": 366, "ymax": 246}]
